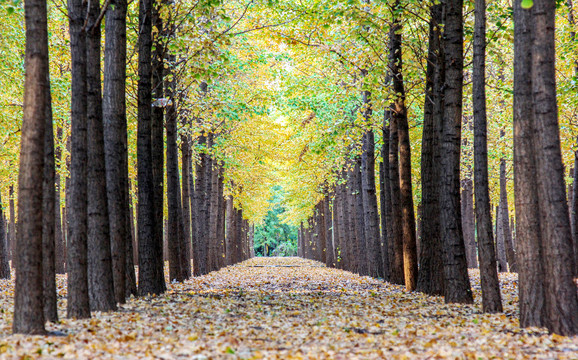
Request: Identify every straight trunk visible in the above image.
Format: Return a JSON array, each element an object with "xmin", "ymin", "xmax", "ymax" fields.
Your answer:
[
  {"xmin": 440, "ymin": 0, "xmax": 473, "ymax": 303},
  {"xmin": 137, "ymin": 0, "xmax": 165, "ymax": 295},
  {"xmin": 103, "ymin": 0, "xmax": 128, "ymax": 304},
  {"xmin": 473, "ymin": 0, "xmax": 503, "ymax": 312},
  {"xmin": 67, "ymin": 0, "xmax": 90, "ymax": 318},
  {"xmin": 352, "ymin": 157, "xmax": 367, "ymax": 275},
  {"xmin": 461, "ymin": 177, "xmax": 477, "ymax": 268},
  {"xmin": 0, "ymin": 191, "xmax": 10, "ymax": 278},
  {"xmin": 499, "ymin": 158, "xmax": 517, "ymax": 272},
  {"xmin": 42, "ymin": 74, "xmax": 57, "ymax": 322},
  {"xmin": 380, "ymin": 119, "xmax": 392, "ymax": 280},
  {"xmin": 13, "ymin": 0, "xmax": 49, "ymax": 332},
  {"xmin": 389, "ymin": 109, "xmax": 404, "ymax": 285},
  {"xmin": 416, "ymin": 3, "xmax": 445, "ymax": 296},
  {"xmin": 531, "ymin": 0, "xmax": 578, "ymax": 334},
  {"xmin": 495, "ymin": 205, "xmax": 507, "ymax": 272},
  {"xmin": 54, "ymin": 127, "xmax": 65, "ymax": 274}
]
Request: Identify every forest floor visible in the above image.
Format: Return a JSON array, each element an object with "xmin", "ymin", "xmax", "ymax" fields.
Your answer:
[{"xmin": 0, "ymin": 257, "xmax": 577, "ymax": 359}]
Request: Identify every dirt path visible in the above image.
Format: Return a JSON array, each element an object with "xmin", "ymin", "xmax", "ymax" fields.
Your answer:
[{"xmin": 0, "ymin": 257, "xmax": 576, "ymax": 359}]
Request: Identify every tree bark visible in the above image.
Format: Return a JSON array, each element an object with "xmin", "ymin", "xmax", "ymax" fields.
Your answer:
[
  {"xmin": 42, "ymin": 74, "xmax": 58, "ymax": 322},
  {"xmin": 67, "ymin": 0, "xmax": 90, "ymax": 318},
  {"xmin": 13, "ymin": 0, "xmax": 49, "ymax": 332},
  {"xmin": 103, "ymin": 0, "xmax": 128, "ymax": 304},
  {"xmin": 0, "ymin": 191, "xmax": 10, "ymax": 279},
  {"xmin": 473, "ymin": 0, "xmax": 503, "ymax": 312},
  {"xmin": 499, "ymin": 157, "xmax": 517, "ymax": 272},
  {"xmin": 54, "ymin": 127, "xmax": 65, "ymax": 274},
  {"xmin": 531, "ymin": 0, "xmax": 578, "ymax": 335},
  {"xmin": 416, "ymin": 3, "xmax": 445, "ymax": 296},
  {"xmin": 137, "ymin": 0, "xmax": 165, "ymax": 295},
  {"xmin": 389, "ymin": 108, "xmax": 404, "ymax": 285}
]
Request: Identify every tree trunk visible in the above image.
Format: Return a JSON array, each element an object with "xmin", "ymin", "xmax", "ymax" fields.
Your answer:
[
  {"xmin": 473, "ymin": 0, "xmax": 503, "ymax": 312},
  {"xmin": 352, "ymin": 157, "xmax": 367, "ymax": 275},
  {"xmin": 9, "ymin": 186, "xmax": 16, "ymax": 264},
  {"xmin": 499, "ymin": 157, "xmax": 517, "ymax": 272},
  {"xmin": 380, "ymin": 119, "xmax": 392, "ymax": 280},
  {"xmin": 416, "ymin": 3, "xmax": 445, "ymax": 296},
  {"xmin": 181, "ymin": 135, "xmax": 192, "ymax": 269},
  {"xmin": 531, "ymin": 0, "xmax": 578, "ymax": 335},
  {"xmin": 461, "ymin": 177, "xmax": 477, "ymax": 268},
  {"xmin": 361, "ymin": 130, "xmax": 383, "ymax": 279},
  {"xmin": 67, "ymin": 0, "xmax": 90, "ymax": 318},
  {"xmin": 54, "ymin": 127, "xmax": 65, "ymax": 274},
  {"xmin": 137, "ymin": 0, "xmax": 165, "ymax": 295},
  {"xmin": 103, "ymin": 0, "xmax": 128, "ymax": 304},
  {"xmin": 0, "ymin": 191, "xmax": 10, "ymax": 279},
  {"xmin": 13, "ymin": 0, "xmax": 49, "ymax": 332},
  {"xmin": 389, "ymin": 107, "xmax": 404, "ymax": 285},
  {"xmin": 324, "ymin": 195, "xmax": 334, "ymax": 267},
  {"xmin": 86, "ymin": 0, "xmax": 116, "ymax": 312},
  {"xmin": 495, "ymin": 205, "xmax": 507, "ymax": 272},
  {"xmin": 42, "ymin": 74, "xmax": 58, "ymax": 322}
]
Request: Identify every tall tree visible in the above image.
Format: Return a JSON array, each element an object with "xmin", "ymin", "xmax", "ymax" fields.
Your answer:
[
  {"xmin": 389, "ymin": 0, "xmax": 417, "ymax": 290},
  {"xmin": 86, "ymin": 0, "xmax": 116, "ymax": 312},
  {"xmin": 473, "ymin": 0, "xmax": 503, "ymax": 312},
  {"xmin": 379, "ymin": 119, "xmax": 391, "ymax": 280},
  {"xmin": 42, "ymin": 75, "xmax": 57, "ymax": 322},
  {"xmin": 0, "ymin": 192, "xmax": 10, "ymax": 279},
  {"xmin": 416, "ymin": 2, "xmax": 445, "ymax": 296},
  {"xmin": 530, "ymin": 0, "xmax": 578, "ymax": 335},
  {"xmin": 54, "ymin": 127, "xmax": 65, "ymax": 274},
  {"xmin": 389, "ymin": 103, "xmax": 404, "ymax": 285},
  {"xmin": 13, "ymin": 0, "xmax": 49, "ymax": 333},
  {"xmin": 440, "ymin": 0, "xmax": 473, "ymax": 304},
  {"xmin": 103, "ymin": 0, "xmax": 129, "ymax": 304},
  {"xmin": 67, "ymin": 0, "xmax": 91, "ymax": 318},
  {"xmin": 137, "ymin": 0, "xmax": 166, "ymax": 295}
]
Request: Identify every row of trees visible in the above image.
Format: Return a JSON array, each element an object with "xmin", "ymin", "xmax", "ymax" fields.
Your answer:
[
  {"xmin": 297, "ymin": 0, "xmax": 578, "ymax": 336},
  {"xmin": 11, "ymin": 0, "xmax": 256, "ymax": 335}
]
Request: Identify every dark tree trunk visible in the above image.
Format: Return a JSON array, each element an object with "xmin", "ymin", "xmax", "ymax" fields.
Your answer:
[
  {"xmin": 461, "ymin": 176, "xmax": 477, "ymax": 268},
  {"xmin": 67, "ymin": 0, "xmax": 90, "ymax": 318},
  {"xmin": 439, "ymin": 0, "xmax": 473, "ymax": 304},
  {"xmin": 193, "ymin": 135, "xmax": 208, "ymax": 275},
  {"xmin": 352, "ymin": 157, "xmax": 367, "ymax": 275},
  {"xmin": 54, "ymin": 127, "xmax": 65, "ymax": 274},
  {"xmin": 531, "ymin": 0, "xmax": 578, "ymax": 335},
  {"xmin": 473, "ymin": 0, "xmax": 503, "ymax": 313},
  {"xmin": 416, "ymin": 3, "xmax": 445, "ymax": 296},
  {"xmin": 9, "ymin": 186, "xmax": 16, "ymax": 263},
  {"xmin": 216, "ymin": 167, "xmax": 226, "ymax": 269},
  {"xmin": 495, "ymin": 205, "xmax": 507, "ymax": 272},
  {"xmin": 225, "ymin": 196, "xmax": 235, "ymax": 265},
  {"xmin": 0, "ymin": 192, "xmax": 10, "ymax": 279},
  {"xmin": 499, "ymin": 158, "xmax": 517, "ymax": 272},
  {"xmin": 103, "ymin": 0, "xmax": 128, "ymax": 304},
  {"xmin": 573, "ymin": 150, "xmax": 578, "ymax": 277},
  {"xmin": 380, "ymin": 119, "xmax": 392, "ymax": 280},
  {"xmin": 86, "ymin": 0, "xmax": 116, "ymax": 312},
  {"xmin": 13, "ymin": 0, "xmax": 49, "ymax": 332},
  {"xmin": 151, "ymin": 2, "xmax": 165, "ymax": 289},
  {"xmin": 208, "ymin": 153, "xmax": 220, "ymax": 272},
  {"xmin": 389, "ymin": 108, "xmax": 404, "ymax": 285},
  {"xmin": 42, "ymin": 75, "xmax": 57, "ymax": 322},
  {"xmin": 137, "ymin": 0, "xmax": 165, "ymax": 295},
  {"xmin": 361, "ymin": 130, "xmax": 383, "ymax": 278},
  {"xmin": 181, "ymin": 135, "xmax": 192, "ymax": 270},
  {"xmin": 324, "ymin": 195, "xmax": 334, "ymax": 267},
  {"xmin": 514, "ymin": 0, "xmax": 548, "ymax": 330}
]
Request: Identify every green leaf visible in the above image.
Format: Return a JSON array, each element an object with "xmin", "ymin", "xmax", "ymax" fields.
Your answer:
[
  {"xmin": 521, "ymin": 0, "xmax": 533, "ymax": 9},
  {"xmin": 225, "ymin": 347, "xmax": 235, "ymax": 354}
]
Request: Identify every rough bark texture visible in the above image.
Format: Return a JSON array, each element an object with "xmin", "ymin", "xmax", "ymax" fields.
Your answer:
[
  {"xmin": 86, "ymin": 0, "xmax": 116, "ymax": 312},
  {"xmin": 499, "ymin": 158, "xmax": 517, "ymax": 272},
  {"xmin": 380, "ymin": 120, "xmax": 392, "ymax": 280},
  {"xmin": 495, "ymin": 205, "xmax": 507, "ymax": 272},
  {"xmin": 461, "ymin": 177, "xmax": 477, "ymax": 268},
  {"xmin": 440, "ymin": 0, "xmax": 473, "ymax": 304},
  {"xmin": 0, "ymin": 191, "xmax": 10, "ymax": 279},
  {"xmin": 416, "ymin": 3, "xmax": 445, "ymax": 297},
  {"xmin": 324, "ymin": 195, "xmax": 334, "ymax": 267},
  {"xmin": 137, "ymin": 0, "xmax": 165, "ymax": 295},
  {"xmin": 54, "ymin": 127, "xmax": 65, "ymax": 274},
  {"xmin": 389, "ymin": 108, "xmax": 404, "ymax": 285},
  {"xmin": 42, "ymin": 76, "xmax": 58, "ymax": 322},
  {"xmin": 67, "ymin": 0, "xmax": 90, "ymax": 318},
  {"xmin": 361, "ymin": 130, "xmax": 383, "ymax": 279},
  {"xmin": 103, "ymin": 0, "xmax": 128, "ymax": 304},
  {"xmin": 181, "ymin": 136, "xmax": 192, "ymax": 270},
  {"xmin": 13, "ymin": 0, "xmax": 49, "ymax": 332},
  {"xmin": 473, "ymin": 0, "xmax": 503, "ymax": 313},
  {"xmin": 531, "ymin": 0, "xmax": 578, "ymax": 335}
]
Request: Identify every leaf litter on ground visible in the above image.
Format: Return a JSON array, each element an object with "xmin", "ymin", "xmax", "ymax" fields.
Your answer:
[{"xmin": 0, "ymin": 257, "xmax": 576, "ymax": 359}]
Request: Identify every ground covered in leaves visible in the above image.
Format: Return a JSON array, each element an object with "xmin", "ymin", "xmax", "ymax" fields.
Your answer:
[{"xmin": 0, "ymin": 257, "xmax": 577, "ymax": 359}]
